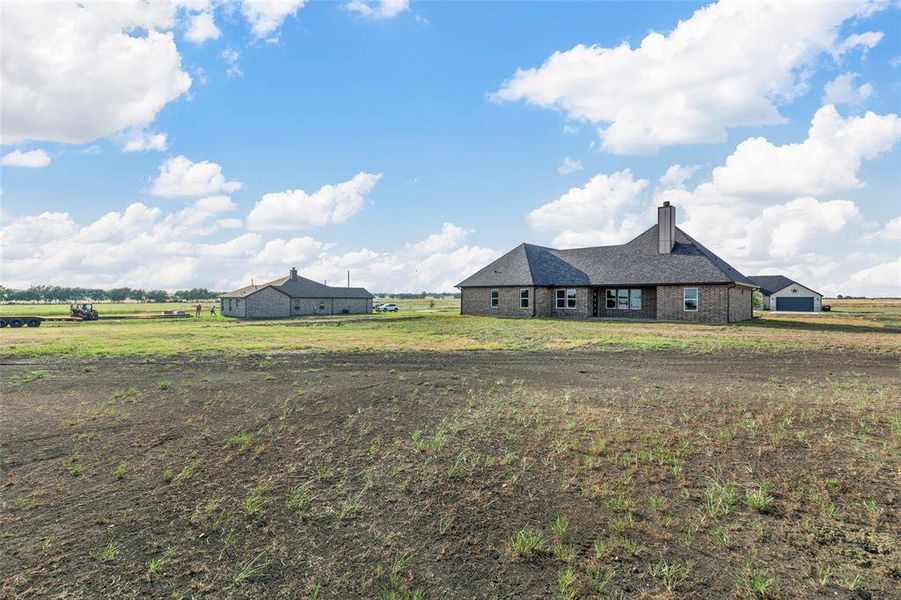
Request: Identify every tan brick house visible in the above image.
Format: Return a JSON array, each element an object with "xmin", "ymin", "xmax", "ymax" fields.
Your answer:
[
  {"xmin": 457, "ymin": 203, "xmax": 756, "ymax": 324},
  {"xmin": 220, "ymin": 268, "xmax": 373, "ymax": 318}
]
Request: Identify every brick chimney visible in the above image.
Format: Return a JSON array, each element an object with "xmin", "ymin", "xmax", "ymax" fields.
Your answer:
[
  {"xmin": 658, "ymin": 201, "xmax": 675, "ymax": 254},
  {"xmin": 289, "ymin": 267, "xmax": 298, "ymax": 279}
]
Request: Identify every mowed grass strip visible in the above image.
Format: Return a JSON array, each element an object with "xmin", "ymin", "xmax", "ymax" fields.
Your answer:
[{"xmin": 1, "ymin": 307, "xmax": 899, "ymax": 357}]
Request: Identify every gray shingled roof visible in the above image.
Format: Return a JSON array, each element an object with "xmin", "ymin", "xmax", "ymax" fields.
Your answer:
[
  {"xmin": 747, "ymin": 275, "xmax": 821, "ymax": 296},
  {"xmin": 457, "ymin": 225, "xmax": 756, "ymax": 288},
  {"xmin": 220, "ymin": 274, "xmax": 373, "ymax": 299}
]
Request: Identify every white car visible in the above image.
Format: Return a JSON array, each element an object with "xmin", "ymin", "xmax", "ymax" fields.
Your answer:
[{"xmin": 379, "ymin": 303, "xmax": 399, "ymax": 312}]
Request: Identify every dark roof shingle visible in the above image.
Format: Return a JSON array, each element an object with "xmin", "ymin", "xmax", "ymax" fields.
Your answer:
[
  {"xmin": 220, "ymin": 274, "xmax": 373, "ymax": 299},
  {"xmin": 457, "ymin": 225, "xmax": 756, "ymax": 288},
  {"xmin": 747, "ymin": 275, "xmax": 821, "ymax": 296}
]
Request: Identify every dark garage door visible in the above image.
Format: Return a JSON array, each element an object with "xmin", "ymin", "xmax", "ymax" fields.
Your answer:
[{"xmin": 776, "ymin": 297, "xmax": 814, "ymax": 312}]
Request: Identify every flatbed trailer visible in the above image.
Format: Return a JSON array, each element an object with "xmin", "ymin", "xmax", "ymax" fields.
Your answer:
[
  {"xmin": 0, "ymin": 311, "xmax": 193, "ymax": 327},
  {"xmin": 0, "ymin": 316, "xmax": 82, "ymax": 328}
]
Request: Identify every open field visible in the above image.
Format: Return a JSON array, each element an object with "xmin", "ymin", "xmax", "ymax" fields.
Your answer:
[
  {"xmin": 0, "ymin": 298, "xmax": 461, "ymax": 318},
  {"xmin": 0, "ymin": 303, "xmax": 210, "ymax": 317},
  {"xmin": 1, "ymin": 304, "xmax": 899, "ymax": 357},
  {"xmin": 374, "ymin": 298, "xmax": 460, "ymax": 312},
  {"xmin": 825, "ymin": 299, "xmax": 901, "ymax": 322},
  {"xmin": 1, "ymin": 350, "xmax": 898, "ymax": 598}
]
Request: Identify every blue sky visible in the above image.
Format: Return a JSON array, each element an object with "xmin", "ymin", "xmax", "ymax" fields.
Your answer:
[{"xmin": 1, "ymin": 0, "xmax": 899, "ymax": 294}]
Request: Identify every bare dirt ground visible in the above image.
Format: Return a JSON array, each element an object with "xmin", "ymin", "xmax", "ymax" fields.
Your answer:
[{"xmin": 1, "ymin": 350, "xmax": 898, "ymax": 599}]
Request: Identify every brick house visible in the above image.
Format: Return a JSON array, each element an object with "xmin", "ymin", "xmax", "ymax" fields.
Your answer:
[
  {"xmin": 219, "ymin": 268, "xmax": 373, "ymax": 318},
  {"xmin": 457, "ymin": 203, "xmax": 756, "ymax": 324}
]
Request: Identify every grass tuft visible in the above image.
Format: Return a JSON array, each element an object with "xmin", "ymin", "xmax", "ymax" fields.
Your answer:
[{"xmin": 510, "ymin": 527, "xmax": 544, "ymax": 558}]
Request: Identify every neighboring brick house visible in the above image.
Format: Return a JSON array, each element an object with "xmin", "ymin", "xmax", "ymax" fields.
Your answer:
[
  {"xmin": 457, "ymin": 202, "xmax": 756, "ymax": 324},
  {"xmin": 220, "ymin": 268, "xmax": 373, "ymax": 318}
]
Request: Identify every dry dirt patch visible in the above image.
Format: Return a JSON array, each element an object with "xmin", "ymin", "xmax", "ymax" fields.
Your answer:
[{"xmin": 1, "ymin": 350, "xmax": 898, "ymax": 598}]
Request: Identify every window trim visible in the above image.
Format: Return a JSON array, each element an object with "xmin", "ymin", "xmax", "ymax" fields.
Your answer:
[
  {"xmin": 605, "ymin": 289, "xmax": 616, "ymax": 310},
  {"xmin": 519, "ymin": 288, "xmax": 530, "ymax": 309},
  {"xmin": 629, "ymin": 289, "xmax": 642, "ymax": 311},
  {"xmin": 616, "ymin": 288, "xmax": 629, "ymax": 310},
  {"xmin": 489, "ymin": 288, "xmax": 499, "ymax": 309},
  {"xmin": 683, "ymin": 287, "xmax": 699, "ymax": 312},
  {"xmin": 556, "ymin": 288, "xmax": 577, "ymax": 310}
]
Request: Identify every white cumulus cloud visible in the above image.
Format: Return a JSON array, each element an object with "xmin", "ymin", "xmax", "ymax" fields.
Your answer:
[
  {"xmin": 527, "ymin": 170, "xmax": 649, "ymax": 246},
  {"xmin": 0, "ymin": 1, "xmax": 191, "ymax": 145},
  {"xmin": 658, "ymin": 164, "xmax": 697, "ymax": 189},
  {"xmin": 150, "ymin": 156, "xmax": 242, "ymax": 197},
  {"xmin": 701, "ymin": 105, "xmax": 901, "ymax": 198},
  {"xmin": 839, "ymin": 258, "xmax": 901, "ymax": 297},
  {"xmin": 185, "ymin": 10, "xmax": 220, "ymax": 43},
  {"xmin": 2, "ymin": 149, "xmax": 51, "ymax": 168},
  {"xmin": 822, "ymin": 72, "xmax": 873, "ymax": 106},
  {"xmin": 241, "ymin": 0, "xmax": 306, "ymax": 39},
  {"xmin": 491, "ymin": 1, "xmax": 884, "ymax": 154},
  {"xmin": 407, "ymin": 223, "xmax": 472, "ymax": 255},
  {"xmin": 247, "ymin": 172, "xmax": 382, "ymax": 231},
  {"xmin": 121, "ymin": 129, "xmax": 168, "ymax": 152},
  {"xmin": 556, "ymin": 156, "xmax": 583, "ymax": 175},
  {"xmin": 343, "ymin": 0, "xmax": 410, "ymax": 20}
]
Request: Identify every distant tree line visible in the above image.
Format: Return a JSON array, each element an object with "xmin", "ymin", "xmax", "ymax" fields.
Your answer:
[{"xmin": 0, "ymin": 285, "xmax": 221, "ymax": 303}]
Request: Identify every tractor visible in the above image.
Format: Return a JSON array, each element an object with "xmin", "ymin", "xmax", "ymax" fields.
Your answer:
[{"xmin": 70, "ymin": 303, "xmax": 99, "ymax": 321}]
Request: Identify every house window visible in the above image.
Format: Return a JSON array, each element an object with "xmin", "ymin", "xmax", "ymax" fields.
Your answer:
[
  {"xmin": 294, "ymin": 301, "xmax": 300, "ymax": 312},
  {"xmin": 605, "ymin": 289, "xmax": 616, "ymax": 309},
  {"xmin": 556, "ymin": 289, "xmax": 577, "ymax": 309},
  {"xmin": 629, "ymin": 289, "xmax": 641, "ymax": 310},
  {"xmin": 520, "ymin": 289, "xmax": 530, "ymax": 309},
  {"xmin": 684, "ymin": 287, "xmax": 699, "ymax": 311},
  {"xmin": 319, "ymin": 299, "xmax": 326, "ymax": 312},
  {"xmin": 617, "ymin": 289, "xmax": 629, "ymax": 310},
  {"xmin": 490, "ymin": 289, "xmax": 499, "ymax": 308}
]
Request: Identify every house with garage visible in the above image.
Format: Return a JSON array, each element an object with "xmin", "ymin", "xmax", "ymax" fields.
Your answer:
[
  {"xmin": 220, "ymin": 268, "xmax": 373, "ymax": 318},
  {"xmin": 457, "ymin": 202, "xmax": 756, "ymax": 324},
  {"xmin": 747, "ymin": 275, "xmax": 823, "ymax": 312}
]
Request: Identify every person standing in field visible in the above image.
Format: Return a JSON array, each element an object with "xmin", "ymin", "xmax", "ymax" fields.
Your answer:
[
  {"xmin": 195, "ymin": 304, "xmax": 202, "ymax": 317},
  {"xmin": 210, "ymin": 306, "xmax": 216, "ymax": 316}
]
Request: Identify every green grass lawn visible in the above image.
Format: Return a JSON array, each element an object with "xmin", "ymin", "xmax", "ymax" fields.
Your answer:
[{"xmin": 1, "ymin": 306, "xmax": 897, "ymax": 357}]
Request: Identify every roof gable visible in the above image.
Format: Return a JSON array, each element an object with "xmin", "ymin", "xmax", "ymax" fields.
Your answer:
[
  {"xmin": 221, "ymin": 274, "xmax": 373, "ymax": 299},
  {"xmin": 748, "ymin": 275, "xmax": 821, "ymax": 296},
  {"xmin": 455, "ymin": 244, "xmax": 536, "ymax": 287},
  {"xmin": 458, "ymin": 225, "xmax": 755, "ymax": 288}
]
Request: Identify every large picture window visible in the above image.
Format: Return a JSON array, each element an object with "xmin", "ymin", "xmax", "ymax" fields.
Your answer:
[
  {"xmin": 490, "ymin": 289, "xmax": 499, "ymax": 308},
  {"xmin": 520, "ymin": 289, "xmax": 530, "ymax": 309},
  {"xmin": 629, "ymin": 289, "xmax": 641, "ymax": 310},
  {"xmin": 684, "ymin": 287, "xmax": 699, "ymax": 311},
  {"xmin": 605, "ymin": 288, "xmax": 643, "ymax": 310},
  {"xmin": 556, "ymin": 289, "xmax": 577, "ymax": 309}
]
